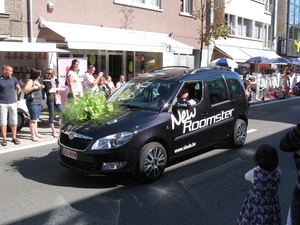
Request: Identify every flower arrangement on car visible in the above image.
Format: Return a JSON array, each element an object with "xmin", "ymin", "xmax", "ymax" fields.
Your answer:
[{"xmin": 62, "ymin": 91, "xmax": 123, "ymax": 126}]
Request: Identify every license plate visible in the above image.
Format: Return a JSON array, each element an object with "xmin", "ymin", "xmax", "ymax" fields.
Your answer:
[{"xmin": 62, "ymin": 148, "xmax": 77, "ymax": 160}]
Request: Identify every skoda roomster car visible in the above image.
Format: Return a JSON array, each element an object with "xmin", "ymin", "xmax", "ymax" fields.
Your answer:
[{"xmin": 58, "ymin": 66, "xmax": 248, "ymax": 183}]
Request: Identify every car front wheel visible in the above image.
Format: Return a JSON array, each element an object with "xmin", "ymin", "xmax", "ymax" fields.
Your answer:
[
  {"xmin": 228, "ymin": 119, "xmax": 247, "ymax": 148},
  {"xmin": 135, "ymin": 142, "xmax": 167, "ymax": 183}
]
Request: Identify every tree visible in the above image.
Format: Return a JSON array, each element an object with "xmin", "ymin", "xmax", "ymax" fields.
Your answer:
[
  {"xmin": 193, "ymin": 0, "xmax": 231, "ymax": 66},
  {"xmin": 119, "ymin": 7, "xmax": 134, "ymax": 29}
]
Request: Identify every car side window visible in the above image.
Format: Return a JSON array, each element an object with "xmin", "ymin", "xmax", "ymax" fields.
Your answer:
[
  {"xmin": 207, "ymin": 74, "xmax": 229, "ymax": 105},
  {"xmin": 226, "ymin": 73, "xmax": 242, "ymax": 100},
  {"xmin": 177, "ymin": 82, "xmax": 202, "ymax": 105}
]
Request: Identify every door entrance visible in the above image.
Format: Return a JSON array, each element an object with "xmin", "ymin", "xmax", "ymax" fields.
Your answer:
[{"xmin": 109, "ymin": 55, "xmax": 123, "ymax": 85}]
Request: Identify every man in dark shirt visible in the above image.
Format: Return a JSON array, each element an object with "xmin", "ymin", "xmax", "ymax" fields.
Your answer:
[{"xmin": 0, "ymin": 64, "xmax": 22, "ymax": 146}]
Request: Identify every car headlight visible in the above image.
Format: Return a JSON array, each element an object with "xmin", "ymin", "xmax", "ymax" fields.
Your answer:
[{"xmin": 91, "ymin": 132, "xmax": 133, "ymax": 150}]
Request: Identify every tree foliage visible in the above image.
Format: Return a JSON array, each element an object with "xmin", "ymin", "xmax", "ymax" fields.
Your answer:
[{"xmin": 193, "ymin": 0, "xmax": 232, "ymax": 66}]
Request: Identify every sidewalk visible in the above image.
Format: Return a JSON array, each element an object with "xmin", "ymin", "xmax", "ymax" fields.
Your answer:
[
  {"xmin": 250, "ymin": 93, "xmax": 298, "ymax": 105},
  {"xmin": 1, "ymin": 110, "xmax": 60, "ymax": 151}
]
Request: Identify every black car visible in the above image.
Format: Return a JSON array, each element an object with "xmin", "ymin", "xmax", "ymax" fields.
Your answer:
[{"xmin": 58, "ymin": 66, "xmax": 248, "ymax": 183}]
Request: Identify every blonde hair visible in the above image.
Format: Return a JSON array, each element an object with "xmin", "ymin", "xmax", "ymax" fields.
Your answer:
[
  {"xmin": 46, "ymin": 68, "xmax": 54, "ymax": 78},
  {"xmin": 279, "ymin": 85, "xmax": 285, "ymax": 91}
]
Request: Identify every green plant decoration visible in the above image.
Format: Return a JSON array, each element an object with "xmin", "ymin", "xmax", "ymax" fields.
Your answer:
[{"xmin": 62, "ymin": 92, "xmax": 123, "ymax": 126}]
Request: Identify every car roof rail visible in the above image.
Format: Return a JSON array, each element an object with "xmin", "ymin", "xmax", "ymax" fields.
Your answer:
[
  {"xmin": 148, "ymin": 66, "xmax": 190, "ymax": 73},
  {"xmin": 190, "ymin": 66, "xmax": 231, "ymax": 74}
]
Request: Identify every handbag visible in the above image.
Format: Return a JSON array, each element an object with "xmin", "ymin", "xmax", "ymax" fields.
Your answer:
[
  {"xmin": 55, "ymin": 94, "xmax": 62, "ymax": 105},
  {"xmin": 24, "ymin": 79, "xmax": 35, "ymax": 101},
  {"xmin": 24, "ymin": 92, "xmax": 34, "ymax": 101}
]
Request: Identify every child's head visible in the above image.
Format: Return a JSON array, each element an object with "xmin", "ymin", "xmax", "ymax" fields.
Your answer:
[
  {"xmin": 279, "ymin": 85, "xmax": 284, "ymax": 91},
  {"xmin": 253, "ymin": 144, "xmax": 279, "ymax": 172}
]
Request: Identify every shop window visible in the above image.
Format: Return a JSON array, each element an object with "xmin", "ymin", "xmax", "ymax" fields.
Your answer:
[{"xmin": 135, "ymin": 52, "xmax": 159, "ymax": 75}]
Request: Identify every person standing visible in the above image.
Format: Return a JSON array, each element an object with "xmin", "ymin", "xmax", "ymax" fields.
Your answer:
[
  {"xmin": 106, "ymin": 75, "xmax": 115, "ymax": 94},
  {"xmin": 244, "ymin": 79, "xmax": 253, "ymax": 107},
  {"xmin": 279, "ymin": 123, "xmax": 300, "ymax": 225},
  {"xmin": 24, "ymin": 69, "xmax": 44, "ymax": 142},
  {"xmin": 283, "ymin": 70, "xmax": 291, "ymax": 97},
  {"xmin": 66, "ymin": 59, "xmax": 83, "ymax": 99},
  {"xmin": 98, "ymin": 76, "xmax": 110, "ymax": 97},
  {"xmin": 237, "ymin": 144, "xmax": 281, "ymax": 225},
  {"xmin": 116, "ymin": 75, "xmax": 126, "ymax": 89},
  {"xmin": 43, "ymin": 68, "xmax": 64, "ymax": 138},
  {"xmin": 0, "ymin": 64, "xmax": 21, "ymax": 146},
  {"xmin": 83, "ymin": 65, "xmax": 102, "ymax": 94}
]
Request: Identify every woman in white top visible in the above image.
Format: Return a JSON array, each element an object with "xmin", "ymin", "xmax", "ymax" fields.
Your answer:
[{"xmin": 67, "ymin": 59, "xmax": 83, "ymax": 99}]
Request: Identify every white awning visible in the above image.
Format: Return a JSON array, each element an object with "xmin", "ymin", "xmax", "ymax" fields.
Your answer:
[
  {"xmin": 240, "ymin": 48, "xmax": 262, "ymax": 57},
  {"xmin": 215, "ymin": 45, "xmax": 251, "ymax": 62},
  {"xmin": 240, "ymin": 48, "xmax": 281, "ymax": 59},
  {"xmin": 216, "ymin": 45, "xmax": 281, "ymax": 62},
  {"xmin": 40, "ymin": 20, "xmax": 193, "ymax": 54},
  {"xmin": 0, "ymin": 42, "xmax": 69, "ymax": 52},
  {"xmin": 258, "ymin": 50, "xmax": 281, "ymax": 59}
]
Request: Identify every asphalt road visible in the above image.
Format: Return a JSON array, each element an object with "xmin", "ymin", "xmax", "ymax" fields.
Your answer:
[{"xmin": 0, "ymin": 97, "xmax": 300, "ymax": 225}]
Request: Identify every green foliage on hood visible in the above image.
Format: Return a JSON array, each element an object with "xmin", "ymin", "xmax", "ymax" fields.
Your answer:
[{"xmin": 62, "ymin": 92, "xmax": 123, "ymax": 125}]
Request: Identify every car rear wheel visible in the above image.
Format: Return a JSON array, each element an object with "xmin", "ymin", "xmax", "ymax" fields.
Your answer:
[
  {"xmin": 17, "ymin": 111, "xmax": 26, "ymax": 131},
  {"xmin": 228, "ymin": 119, "xmax": 247, "ymax": 148},
  {"xmin": 135, "ymin": 142, "xmax": 167, "ymax": 183},
  {"xmin": 7, "ymin": 111, "xmax": 26, "ymax": 132}
]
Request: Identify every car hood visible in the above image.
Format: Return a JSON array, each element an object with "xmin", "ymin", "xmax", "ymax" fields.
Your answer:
[{"xmin": 61, "ymin": 109, "xmax": 159, "ymax": 138}]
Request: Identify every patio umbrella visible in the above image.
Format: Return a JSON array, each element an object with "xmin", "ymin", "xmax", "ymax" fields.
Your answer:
[
  {"xmin": 270, "ymin": 57, "xmax": 291, "ymax": 64},
  {"xmin": 245, "ymin": 56, "xmax": 271, "ymax": 64},
  {"xmin": 290, "ymin": 58, "xmax": 300, "ymax": 65},
  {"xmin": 210, "ymin": 58, "xmax": 239, "ymax": 69}
]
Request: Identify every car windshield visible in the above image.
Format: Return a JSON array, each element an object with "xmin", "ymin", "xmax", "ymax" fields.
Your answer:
[{"xmin": 107, "ymin": 80, "xmax": 177, "ymax": 111}]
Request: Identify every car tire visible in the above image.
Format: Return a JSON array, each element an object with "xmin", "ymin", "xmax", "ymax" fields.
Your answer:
[
  {"xmin": 7, "ymin": 111, "xmax": 26, "ymax": 132},
  {"xmin": 17, "ymin": 111, "xmax": 26, "ymax": 131},
  {"xmin": 135, "ymin": 142, "xmax": 167, "ymax": 183},
  {"xmin": 228, "ymin": 119, "xmax": 247, "ymax": 148}
]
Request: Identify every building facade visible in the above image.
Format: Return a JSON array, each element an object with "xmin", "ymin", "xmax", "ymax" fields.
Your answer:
[
  {"xmin": 278, "ymin": 0, "xmax": 300, "ymax": 58},
  {"xmin": 213, "ymin": 0, "xmax": 278, "ymax": 61},
  {"xmin": 0, "ymin": 0, "xmax": 201, "ymax": 84}
]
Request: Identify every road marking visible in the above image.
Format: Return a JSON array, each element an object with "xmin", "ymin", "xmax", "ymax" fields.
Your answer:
[
  {"xmin": 0, "ymin": 140, "xmax": 58, "ymax": 154},
  {"xmin": 250, "ymin": 96, "xmax": 299, "ymax": 107},
  {"xmin": 247, "ymin": 129, "xmax": 257, "ymax": 134}
]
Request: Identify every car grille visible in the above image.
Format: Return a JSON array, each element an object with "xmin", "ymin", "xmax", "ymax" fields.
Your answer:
[
  {"xmin": 60, "ymin": 154, "xmax": 96, "ymax": 172},
  {"xmin": 60, "ymin": 132, "xmax": 92, "ymax": 150}
]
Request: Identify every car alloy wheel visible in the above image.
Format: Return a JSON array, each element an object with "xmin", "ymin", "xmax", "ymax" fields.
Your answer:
[
  {"xmin": 136, "ymin": 142, "xmax": 167, "ymax": 183},
  {"xmin": 228, "ymin": 119, "xmax": 247, "ymax": 148}
]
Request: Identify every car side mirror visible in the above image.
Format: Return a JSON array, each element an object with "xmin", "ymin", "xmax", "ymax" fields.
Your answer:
[{"xmin": 173, "ymin": 100, "xmax": 192, "ymax": 109}]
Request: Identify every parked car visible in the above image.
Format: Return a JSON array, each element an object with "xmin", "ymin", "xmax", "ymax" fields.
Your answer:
[
  {"xmin": 7, "ymin": 99, "xmax": 29, "ymax": 131},
  {"xmin": 58, "ymin": 66, "xmax": 248, "ymax": 183},
  {"xmin": 17, "ymin": 99, "xmax": 29, "ymax": 131}
]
